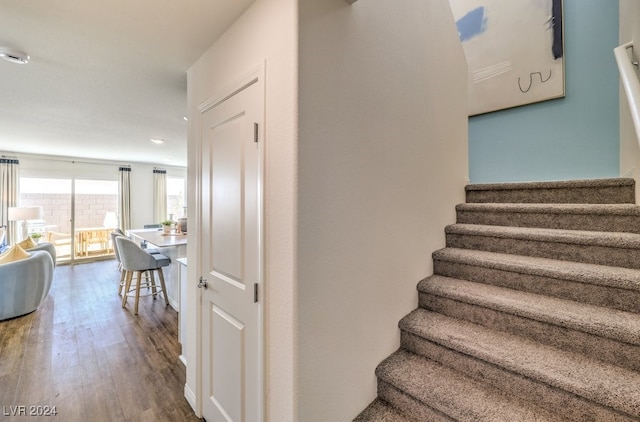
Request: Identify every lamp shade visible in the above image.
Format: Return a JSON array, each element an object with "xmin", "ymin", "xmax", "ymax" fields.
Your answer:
[
  {"xmin": 8, "ymin": 206, "xmax": 43, "ymax": 221},
  {"xmin": 103, "ymin": 211, "xmax": 118, "ymax": 228}
]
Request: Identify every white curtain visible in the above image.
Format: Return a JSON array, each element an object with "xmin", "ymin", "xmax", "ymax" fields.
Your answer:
[
  {"xmin": 0, "ymin": 158, "xmax": 20, "ymax": 244},
  {"xmin": 153, "ymin": 169, "xmax": 167, "ymax": 224},
  {"xmin": 118, "ymin": 167, "xmax": 132, "ymax": 231}
]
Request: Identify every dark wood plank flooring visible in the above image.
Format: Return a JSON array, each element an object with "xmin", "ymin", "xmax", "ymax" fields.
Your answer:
[{"xmin": 0, "ymin": 259, "xmax": 201, "ymax": 422}]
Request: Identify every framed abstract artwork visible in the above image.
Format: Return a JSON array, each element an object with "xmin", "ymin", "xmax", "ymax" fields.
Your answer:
[{"xmin": 449, "ymin": 0, "xmax": 564, "ymax": 116}]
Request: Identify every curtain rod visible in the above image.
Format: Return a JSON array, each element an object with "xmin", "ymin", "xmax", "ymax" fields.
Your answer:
[
  {"xmin": 1, "ymin": 152, "xmax": 186, "ymax": 169},
  {"xmin": 1, "ymin": 151, "xmax": 131, "ymax": 167}
]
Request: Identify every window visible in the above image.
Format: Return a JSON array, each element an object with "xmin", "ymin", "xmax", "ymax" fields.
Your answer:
[{"xmin": 167, "ymin": 177, "xmax": 186, "ymax": 220}]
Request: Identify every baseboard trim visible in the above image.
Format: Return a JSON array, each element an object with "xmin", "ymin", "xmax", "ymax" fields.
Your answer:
[
  {"xmin": 168, "ymin": 296, "xmax": 179, "ymax": 312},
  {"xmin": 185, "ymin": 383, "xmax": 198, "ymax": 415}
]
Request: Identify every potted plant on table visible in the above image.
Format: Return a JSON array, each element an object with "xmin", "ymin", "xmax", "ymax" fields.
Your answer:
[
  {"xmin": 160, "ymin": 220, "xmax": 173, "ymax": 234},
  {"xmin": 30, "ymin": 233, "xmax": 43, "ymax": 243}
]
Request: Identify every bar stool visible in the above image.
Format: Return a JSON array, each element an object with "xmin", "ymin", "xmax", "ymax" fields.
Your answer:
[
  {"xmin": 115, "ymin": 236, "xmax": 170, "ymax": 315},
  {"xmin": 110, "ymin": 231, "xmax": 135, "ymax": 295},
  {"xmin": 110, "ymin": 231, "xmax": 126, "ymax": 295},
  {"xmin": 112, "ymin": 230, "xmax": 163, "ymax": 295}
]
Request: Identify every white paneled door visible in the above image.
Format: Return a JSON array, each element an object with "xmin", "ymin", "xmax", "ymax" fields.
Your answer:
[{"xmin": 199, "ymin": 70, "xmax": 264, "ymax": 422}]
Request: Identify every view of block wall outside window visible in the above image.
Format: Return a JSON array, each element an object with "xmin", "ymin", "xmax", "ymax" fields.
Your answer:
[{"xmin": 20, "ymin": 193, "xmax": 117, "ymax": 233}]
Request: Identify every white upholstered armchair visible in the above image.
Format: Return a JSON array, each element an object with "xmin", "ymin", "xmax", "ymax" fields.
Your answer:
[{"xmin": 0, "ymin": 249, "xmax": 54, "ymax": 320}]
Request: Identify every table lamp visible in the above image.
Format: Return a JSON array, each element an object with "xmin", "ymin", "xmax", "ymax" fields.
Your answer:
[
  {"xmin": 8, "ymin": 206, "xmax": 43, "ymax": 241},
  {"xmin": 103, "ymin": 211, "xmax": 118, "ymax": 228}
]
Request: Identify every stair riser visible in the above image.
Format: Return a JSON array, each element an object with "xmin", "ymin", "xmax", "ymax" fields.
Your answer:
[
  {"xmin": 401, "ymin": 332, "xmax": 632, "ymax": 422},
  {"xmin": 377, "ymin": 380, "xmax": 454, "ymax": 422},
  {"xmin": 446, "ymin": 233, "xmax": 640, "ymax": 269},
  {"xmin": 419, "ymin": 294, "xmax": 640, "ymax": 372},
  {"xmin": 456, "ymin": 210, "xmax": 640, "ymax": 233},
  {"xmin": 433, "ymin": 259, "xmax": 640, "ymax": 313},
  {"xmin": 353, "ymin": 400, "xmax": 412, "ymax": 422},
  {"xmin": 465, "ymin": 186, "xmax": 635, "ymax": 204}
]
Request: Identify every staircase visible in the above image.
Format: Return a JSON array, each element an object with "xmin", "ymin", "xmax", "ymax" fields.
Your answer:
[{"xmin": 355, "ymin": 178, "xmax": 640, "ymax": 421}]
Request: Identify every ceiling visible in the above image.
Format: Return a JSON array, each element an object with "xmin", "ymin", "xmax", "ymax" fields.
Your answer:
[{"xmin": 0, "ymin": 0, "xmax": 255, "ymax": 167}]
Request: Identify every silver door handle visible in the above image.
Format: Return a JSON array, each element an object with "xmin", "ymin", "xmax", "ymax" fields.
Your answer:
[{"xmin": 197, "ymin": 277, "xmax": 208, "ymax": 289}]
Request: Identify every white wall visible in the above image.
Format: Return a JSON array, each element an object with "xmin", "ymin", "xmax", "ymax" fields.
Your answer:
[
  {"xmin": 619, "ymin": 0, "xmax": 640, "ymax": 201},
  {"xmin": 188, "ymin": 0, "xmax": 467, "ymax": 420},
  {"xmin": 15, "ymin": 153, "xmax": 186, "ymax": 229},
  {"xmin": 297, "ymin": 0, "xmax": 468, "ymax": 420},
  {"xmin": 186, "ymin": 0, "xmax": 297, "ymax": 420}
]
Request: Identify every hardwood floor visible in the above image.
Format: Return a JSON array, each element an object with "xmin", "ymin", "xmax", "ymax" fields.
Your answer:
[{"xmin": 0, "ymin": 259, "xmax": 201, "ymax": 422}]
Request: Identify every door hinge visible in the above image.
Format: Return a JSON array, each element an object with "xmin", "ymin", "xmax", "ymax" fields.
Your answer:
[
  {"xmin": 254, "ymin": 283, "xmax": 259, "ymax": 303},
  {"xmin": 254, "ymin": 122, "xmax": 259, "ymax": 143}
]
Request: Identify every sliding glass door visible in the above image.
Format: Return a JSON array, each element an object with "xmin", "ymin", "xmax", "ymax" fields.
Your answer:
[
  {"xmin": 20, "ymin": 177, "xmax": 73, "ymax": 263},
  {"xmin": 19, "ymin": 177, "xmax": 118, "ymax": 264},
  {"xmin": 73, "ymin": 179, "xmax": 118, "ymax": 260}
]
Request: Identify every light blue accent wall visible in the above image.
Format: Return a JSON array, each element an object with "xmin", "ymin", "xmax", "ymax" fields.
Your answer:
[{"xmin": 469, "ymin": 0, "xmax": 620, "ymax": 183}]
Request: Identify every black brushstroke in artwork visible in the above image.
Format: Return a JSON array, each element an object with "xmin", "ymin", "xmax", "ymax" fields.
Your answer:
[
  {"xmin": 551, "ymin": 0, "xmax": 563, "ymax": 59},
  {"xmin": 518, "ymin": 71, "xmax": 552, "ymax": 93}
]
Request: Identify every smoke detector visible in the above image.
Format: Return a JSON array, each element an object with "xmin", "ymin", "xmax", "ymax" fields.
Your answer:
[{"xmin": 0, "ymin": 48, "xmax": 30, "ymax": 64}]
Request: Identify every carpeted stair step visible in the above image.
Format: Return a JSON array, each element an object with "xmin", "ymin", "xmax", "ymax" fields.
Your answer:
[
  {"xmin": 375, "ymin": 350, "xmax": 563, "ymax": 422},
  {"xmin": 445, "ymin": 223, "xmax": 640, "ymax": 269},
  {"xmin": 456, "ymin": 203, "xmax": 640, "ymax": 233},
  {"xmin": 418, "ymin": 275, "xmax": 640, "ymax": 372},
  {"xmin": 353, "ymin": 399, "xmax": 414, "ymax": 422},
  {"xmin": 432, "ymin": 247, "xmax": 640, "ymax": 313},
  {"xmin": 465, "ymin": 178, "xmax": 635, "ymax": 204},
  {"xmin": 357, "ymin": 178, "xmax": 640, "ymax": 420},
  {"xmin": 399, "ymin": 309, "xmax": 640, "ymax": 421}
]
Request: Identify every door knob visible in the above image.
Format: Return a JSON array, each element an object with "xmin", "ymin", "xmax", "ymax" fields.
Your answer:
[{"xmin": 197, "ymin": 277, "xmax": 208, "ymax": 289}]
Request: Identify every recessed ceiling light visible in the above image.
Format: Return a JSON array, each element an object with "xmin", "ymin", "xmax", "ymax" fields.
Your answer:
[
  {"xmin": 150, "ymin": 138, "xmax": 165, "ymax": 144},
  {"xmin": 183, "ymin": 116, "xmax": 189, "ymax": 122},
  {"xmin": 0, "ymin": 48, "xmax": 30, "ymax": 64}
]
